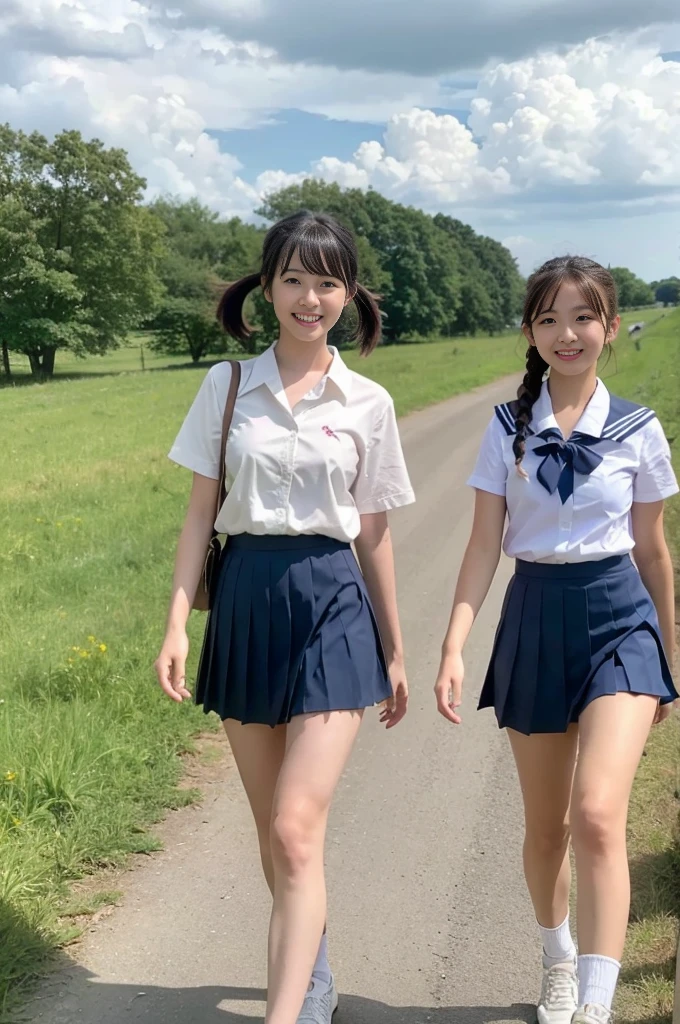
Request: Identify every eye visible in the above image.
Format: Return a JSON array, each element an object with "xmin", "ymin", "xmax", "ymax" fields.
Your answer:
[
  {"xmin": 283, "ymin": 276, "xmax": 300, "ymax": 285},
  {"xmin": 576, "ymin": 314, "xmax": 593, "ymax": 322},
  {"xmin": 538, "ymin": 317, "xmax": 556, "ymax": 325},
  {"xmin": 321, "ymin": 281, "xmax": 338, "ymax": 288}
]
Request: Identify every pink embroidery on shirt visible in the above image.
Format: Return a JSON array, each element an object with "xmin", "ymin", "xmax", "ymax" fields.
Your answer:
[{"xmin": 322, "ymin": 425, "xmax": 340, "ymax": 440}]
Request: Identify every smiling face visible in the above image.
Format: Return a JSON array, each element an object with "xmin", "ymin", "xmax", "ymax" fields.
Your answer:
[
  {"xmin": 267, "ymin": 247, "xmax": 353, "ymax": 345},
  {"xmin": 524, "ymin": 278, "xmax": 620, "ymax": 379}
]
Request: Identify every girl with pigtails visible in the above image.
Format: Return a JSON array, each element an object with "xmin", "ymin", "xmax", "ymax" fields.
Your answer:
[
  {"xmin": 155, "ymin": 211, "xmax": 415, "ymax": 1024},
  {"xmin": 434, "ymin": 257, "xmax": 678, "ymax": 1024}
]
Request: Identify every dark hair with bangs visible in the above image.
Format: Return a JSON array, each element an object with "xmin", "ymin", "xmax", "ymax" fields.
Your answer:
[
  {"xmin": 217, "ymin": 210, "xmax": 382, "ymax": 356},
  {"xmin": 513, "ymin": 256, "xmax": 618, "ymax": 469}
]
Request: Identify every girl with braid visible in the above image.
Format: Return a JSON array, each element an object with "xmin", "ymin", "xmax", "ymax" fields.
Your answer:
[{"xmin": 434, "ymin": 257, "xmax": 678, "ymax": 1024}]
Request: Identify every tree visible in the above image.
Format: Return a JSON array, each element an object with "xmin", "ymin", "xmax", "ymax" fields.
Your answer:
[
  {"xmin": 0, "ymin": 196, "xmax": 97, "ymax": 379},
  {"xmin": 149, "ymin": 198, "xmax": 262, "ymax": 361},
  {"xmin": 609, "ymin": 267, "xmax": 655, "ymax": 309},
  {"xmin": 655, "ymin": 277, "xmax": 680, "ymax": 306},
  {"xmin": 0, "ymin": 125, "xmax": 164, "ymax": 378},
  {"xmin": 258, "ymin": 179, "xmax": 523, "ymax": 341}
]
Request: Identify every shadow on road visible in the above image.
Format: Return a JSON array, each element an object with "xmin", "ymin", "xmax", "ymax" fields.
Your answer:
[{"xmin": 24, "ymin": 965, "xmax": 536, "ymax": 1024}]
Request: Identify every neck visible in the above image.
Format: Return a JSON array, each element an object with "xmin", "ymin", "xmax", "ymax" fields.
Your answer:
[
  {"xmin": 547, "ymin": 368, "xmax": 598, "ymax": 413},
  {"xmin": 274, "ymin": 330, "xmax": 333, "ymax": 376}
]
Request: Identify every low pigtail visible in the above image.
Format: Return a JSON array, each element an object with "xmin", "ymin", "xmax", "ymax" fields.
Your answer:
[
  {"xmin": 352, "ymin": 283, "xmax": 382, "ymax": 356},
  {"xmin": 512, "ymin": 344, "xmax": 548, "ymax": 474},
  {"xmin": 217, "ymin": 273, "xmax": 261, "ymax": 342}
]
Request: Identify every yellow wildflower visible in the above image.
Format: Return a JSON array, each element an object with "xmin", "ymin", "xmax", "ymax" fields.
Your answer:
[
  {"xmin": 79, "ymin": 650, "xmax": 90, "ymax": 659},
  {"xmin": 11, "ymin": 817, "xmax": 22, "ymax": 827},
  {"xmin": 72, "ymin": 646, "xmax": 80, "ymax": 652},
  {"xmin": 99, "ymin": 643, "xmax": 107, "ymax": 653},
  {"xmin": 87, "ymin": 635, "xmax": 96, "ymax": 643},
  {"xmin": 4, "ymin": 771, "xmax": 16, "ymax": 782}
]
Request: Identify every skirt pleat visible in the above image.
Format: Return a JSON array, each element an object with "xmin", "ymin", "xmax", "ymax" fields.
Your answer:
[
  {"xmin": 479, "ymin": 554, "xmax": 678, "ymax": 735},
  {"xmin": 195, "ymin": 534, "xmax": 391, "ymax": 726}
]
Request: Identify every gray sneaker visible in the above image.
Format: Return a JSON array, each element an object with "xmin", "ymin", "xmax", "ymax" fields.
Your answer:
[{"xmin": 296, "ymin": 974, "xmax": 339, "ymax": 1024}]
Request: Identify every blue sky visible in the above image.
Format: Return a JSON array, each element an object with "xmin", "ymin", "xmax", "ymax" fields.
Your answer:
[{"xmin": 212, "ymin": 108, "xmax": 472, "ymax": 183}]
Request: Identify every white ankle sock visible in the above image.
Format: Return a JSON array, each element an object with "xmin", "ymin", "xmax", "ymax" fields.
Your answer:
[
  {"xmin": 578, "ymin": 954, "xmax": 620, "ymax": 1010},
  {"xmin": 311, "ymin": 933, "xmax": 332, "ymax": 988},
  {"xmin": 539, "ymin": 914, "xmax": 577, "ymax": 965}
]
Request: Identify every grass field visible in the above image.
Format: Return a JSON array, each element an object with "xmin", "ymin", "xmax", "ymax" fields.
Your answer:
[
  {"xmin": 602, "ymin": 312, "xmax": 680, "ymax": 1024},
  {"xmin": 0, "ymin": 309, "xmax": 678, "ymax": 1020}
]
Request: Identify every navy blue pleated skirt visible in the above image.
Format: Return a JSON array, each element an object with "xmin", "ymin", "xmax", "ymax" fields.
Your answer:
[
  {"xmin": 479, "ymin": 554, "xmax": 677, "ymax": 735},
  {"xmin": 195, "ymin": 534, "xmax": 391, "ymax": 726}
]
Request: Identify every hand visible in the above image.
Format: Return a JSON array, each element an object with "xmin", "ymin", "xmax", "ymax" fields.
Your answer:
[
  {"xmin": 434, "ymin": 651, "xmax": 464, "ymax": 725},
  {"xmin": 379, "ymin": 655, "xmax": 409, "ymax": 729},
  {"xmin": 653, "ymin": 697, "xmax": 678, "ymax": 725},
  {"xmin": 154, "ymin": 627, "xmax": 191, "ymax": 703}
]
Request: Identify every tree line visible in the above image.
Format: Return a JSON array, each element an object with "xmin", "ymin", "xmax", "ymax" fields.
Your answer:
[{"xmin": 0, "ymin": 126, "xmax": 676, "ymax": 381}]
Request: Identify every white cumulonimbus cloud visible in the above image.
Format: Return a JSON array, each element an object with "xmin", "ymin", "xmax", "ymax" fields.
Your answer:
[{"xmin": 271, "ymin": 38, "xmax": 680, "ymax": 212}]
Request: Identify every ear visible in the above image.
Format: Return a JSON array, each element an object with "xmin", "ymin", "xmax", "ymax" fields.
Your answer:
[
  {"xmin": 261, "ymin": 276, "xmax": 272, "ymax": 304},
  {"xmin": 522, "ymin": 323, "xmax": 534, "ymax": 346},
  {"xmin": 344, "ymin": 285, "xmax": 357, "ymax": 309},
  {"xmin": 605, "ymin": 314, "xmax": 621, "ymax": 344}
]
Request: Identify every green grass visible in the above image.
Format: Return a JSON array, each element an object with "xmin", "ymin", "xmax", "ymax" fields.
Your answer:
[
  {"xmin": 0, "ymin": 309, "xmax": 678, "ymax": 1019},
  {"xmin": 602, "ymin": 310, "xmax": 680, "ymax": 1024}
]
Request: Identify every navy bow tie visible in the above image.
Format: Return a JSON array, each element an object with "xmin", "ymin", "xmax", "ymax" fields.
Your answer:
[{"xmin": 532, "ymin": 429, "xmax": 606, "ymax": 503}]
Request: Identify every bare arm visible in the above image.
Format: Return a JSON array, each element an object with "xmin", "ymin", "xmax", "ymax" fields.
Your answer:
[
  {"xmin": 154, "ymin": 473, "xmax": 218, "ymax": 701},
  {"xmin": 354, "ymin": 511, "xmax": 408, "ymax": 727},
  {"xmin": 434, "ymin": 490, "xmax": 507, "ymax": 723},
  {"xmin": 631, "ymin": 500, "xmax": 677, "ymax": 720}
]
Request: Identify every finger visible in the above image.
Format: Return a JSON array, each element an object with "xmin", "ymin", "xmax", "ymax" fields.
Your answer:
[
  {"xmin": 155, "ymin": 657, "xmax": 183, "ymax": 702},
  {"xmin": 436, "ymin": 691, "xmax": 461, "ymax": 724},
  {"xmin": 170, "ymin": 658, "xmax": 191, "ymax": 701},
  {"xmin": 385, "ymin": 704, "xmax": 408, "ymax": 728}
]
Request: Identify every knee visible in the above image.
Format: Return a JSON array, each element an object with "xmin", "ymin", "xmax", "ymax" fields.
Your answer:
[
  {"xmin": 270, "ymin": 801, "xmax": 322, "ymax": 877},
  {"xmin": 525, "ymin": 818, "xmax": 571, "ymax": 858},
  {"xmin": 571, "ymin": 794, "xmax": 623, "ymax": 856}
]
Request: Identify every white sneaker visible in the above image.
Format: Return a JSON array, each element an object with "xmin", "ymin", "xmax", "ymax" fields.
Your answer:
[
  {"xmin": 537, "ymin": 960, "xmax": 578, "ymax": 1024},
  {"xmin": 571, "ymin": 1004, "xmax": 613, "ymax": 1024}
]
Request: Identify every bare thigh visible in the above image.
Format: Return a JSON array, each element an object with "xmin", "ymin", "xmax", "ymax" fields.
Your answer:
[
  {"xmin": 508, "ymin": 726, "xmax": 579, "ymax": 838},
  {"xmin": 223, "ymin": 720, "xmax": 287, "ymax": 832}
]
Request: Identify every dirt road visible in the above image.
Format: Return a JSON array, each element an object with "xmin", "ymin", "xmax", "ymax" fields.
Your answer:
[{"xmin": 26, "ymin": 375, "xmax": 539, "ymax": 1024}]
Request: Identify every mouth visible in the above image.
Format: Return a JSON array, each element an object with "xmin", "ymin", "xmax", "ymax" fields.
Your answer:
[
  {"xmin": 293, "ymin": 313, "xmax": 323, "ymax": 327},
  {"xmin": 555, "ymin": 349, "xmax": 583, "ymax": 361}
]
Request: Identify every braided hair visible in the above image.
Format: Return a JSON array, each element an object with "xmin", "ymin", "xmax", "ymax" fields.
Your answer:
[
  {"xmin": 512, "ymin": 344, "xmax": 549, "ymax": 473},
  {"xmin": 513, "ymin": 256, "xmax": 618, "ymax": 473}
]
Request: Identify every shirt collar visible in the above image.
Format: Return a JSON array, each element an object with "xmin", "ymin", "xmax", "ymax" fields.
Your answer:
[
  {"xmin": 530, "ymin": 377, "xmax": 610, "ymax": 437},
  {"xmin": 239, "ymin": 343, "xmax": 353, "ymax": 402}
]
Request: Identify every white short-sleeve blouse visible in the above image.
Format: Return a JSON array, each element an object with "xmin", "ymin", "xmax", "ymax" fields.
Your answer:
[{"xmin": 169, "ymin": 343, "xmax": 415, "ymax": 542}]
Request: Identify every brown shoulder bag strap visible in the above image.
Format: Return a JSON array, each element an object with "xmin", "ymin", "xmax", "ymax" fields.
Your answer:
[{"xmin": 214, "ymin": 360, "xmax": 242, "ymax": 526}]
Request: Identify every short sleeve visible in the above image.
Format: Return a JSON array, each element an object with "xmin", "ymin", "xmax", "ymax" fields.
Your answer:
[
  {"xmin": 633, "ymin": 417, "xmax": 679, "ymax": 503},
  {"xmin": 466, "ymin": 414, "xmax": 509, "ymax": 496},
  {"xmin": 168, "ymin": 364, "xmax": 231, "ymax": 479},
  {"xmin": 351, "ymin": 399, "xmax": 415, "ymax": 514}
]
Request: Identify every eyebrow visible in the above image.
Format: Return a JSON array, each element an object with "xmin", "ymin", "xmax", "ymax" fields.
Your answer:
[
  {"xmin": 282, "ymin": 266, "xmax": 337, "ymax": 278},
  {"xmin": 538, "ymin": 304, "xmax": 594, "ymax": 315}
]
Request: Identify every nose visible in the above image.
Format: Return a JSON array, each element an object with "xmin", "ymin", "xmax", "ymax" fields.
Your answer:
[
  {"xmin": 299, "ymin": 287, "xmax": 320, "ymax": 308},
  {"xmin": 558, "ymin": 324, "xmax": 578, "ymax": 344}
]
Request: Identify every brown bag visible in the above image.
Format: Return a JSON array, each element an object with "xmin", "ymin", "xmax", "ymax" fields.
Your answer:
[{"xmin": 192, "ymin": 360, "xmax": 242, "ymax": 612}]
